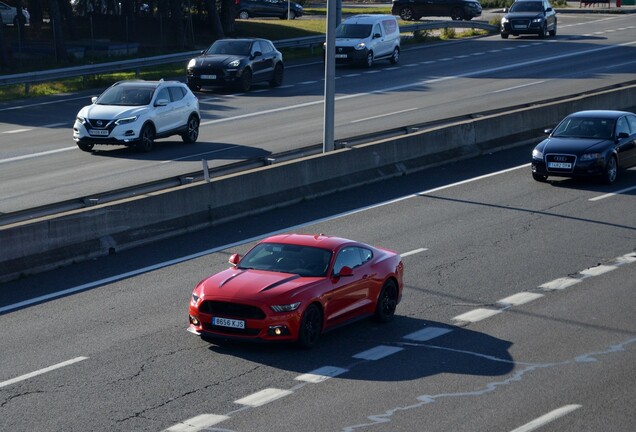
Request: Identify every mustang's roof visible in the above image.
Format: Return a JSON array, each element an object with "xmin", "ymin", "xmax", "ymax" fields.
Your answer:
[{"xmin": 260, "ymin": 234, "xmax": 358, "ymax": 251}]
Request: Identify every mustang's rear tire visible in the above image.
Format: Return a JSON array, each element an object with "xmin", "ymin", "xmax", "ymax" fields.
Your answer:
[
  {"xmin": 374, "ymin": 280, "xmax": 398, "ymax": 323},
  {"xmin": 297, "ymin": 304, "xmax": 322, "ymax": 349}
]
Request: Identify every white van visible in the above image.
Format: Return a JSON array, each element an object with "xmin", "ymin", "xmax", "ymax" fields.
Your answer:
[{"xmin": 332, "ymin": 14, "xmax": 400, "ymax": 68}]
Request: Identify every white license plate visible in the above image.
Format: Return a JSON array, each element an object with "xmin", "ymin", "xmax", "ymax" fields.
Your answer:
[
  {"xmin": 548, "ymin": 162, "xmax": 572, "ymax": 169},
  {"xmin": 335, "ymin": 54, "xmax": 348, "ymax": 59},
  {"xmin": 201, "ymin": 74, "xmax": 216, "ymax": 80},
  {"xmin": 88, "ymin": 129, "xmax": 109, "ymax": 136},
  {"xmin": 513, "ymin": 25, "xmax": 527, "ymax": 29},
  {"xmin": 212, "ymin": 317, "xmax": 245, "ymax": 329}
]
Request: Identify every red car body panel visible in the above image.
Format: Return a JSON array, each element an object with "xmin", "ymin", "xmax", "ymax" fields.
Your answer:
[{"xmin": 188, "ymin": 234, "xmax": 404, "ymax": 344}]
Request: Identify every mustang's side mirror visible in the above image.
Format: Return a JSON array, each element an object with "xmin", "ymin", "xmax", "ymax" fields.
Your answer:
[
  {"xmin": 335, "ymin": 266, "xmax": 354, "ymax": 278},
  {"xmin": 229, "ymin": 253, "xmax": 241, "ymax": 266}
]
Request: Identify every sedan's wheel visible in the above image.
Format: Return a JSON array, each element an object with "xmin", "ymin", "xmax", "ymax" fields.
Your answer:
[
  {"xmin": 270, "ymin": 63, "xmax": 284, "ymax": 87},
  {"xmin": 137, "ymin": 124, "xmax": 155, "ymax": 152},
  {"xmin": 600, "ymin": 155, "xmax": 618, "ymax": 184},
  {"xmin": 500, "ymin": 32, "xmax": 509, "ymax": 39},
  {"xmin": 283, "ymin": 10, "xmax": 296, "ymax": 19},
  {"xmin": 297, "ymin": 304, "xmax": 322, "ymax": 349},
  {"xmin": 77, "ymin": 143, "xmax": 94, "ymax": 152},
  {"xmin": 399, "ymin": 7, "xmax": 415, "ymax": 21},
  {"xmin": 374, "ymin": 280, "xmax": 398, "ymax": 323},
  {"xmin": 389, "ymin": 47, "xmax": 399, "ymax": 65},
  {"xmin": 181, "ymin": 115, "xmax": 199, "ymax": 143},
  {"xmin": 532, "ymin": 173, "xmax": 548, "ymax": 182},
  {"xmin": 451, "ymin": 7, "xmax": 464, "ymax": 20},
  {"xmin": 238, "ymin": 10, "xmax": 249, "ymax": 19},
  {"xmin": 237, "ymin": 68, "xmax": 252, "ymax": 92},
  {"xmin": 539, "ymin": 24, "xmax": 547, "ymax": 38},
  {"xmin": 363, "ymin": 51, "xmax": 374, "ymax": 68},
  {"xmin": 549, "ymin": 22, "xmax": 557, "ymax": 37}
]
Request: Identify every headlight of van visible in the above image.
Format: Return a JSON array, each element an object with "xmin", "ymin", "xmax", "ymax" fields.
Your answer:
[{"xmin": 355, "ymin": 42, "xmax": 367, "ymax": 50}]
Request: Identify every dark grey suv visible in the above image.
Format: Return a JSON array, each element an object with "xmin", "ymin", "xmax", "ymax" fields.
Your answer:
[
  {"xmin": 236, "ymin": 0, "xmax": 303, "ymax": 20},
  {"xmin": 391, "ymin": 0, "xmax": 482, "ymax": 21}
]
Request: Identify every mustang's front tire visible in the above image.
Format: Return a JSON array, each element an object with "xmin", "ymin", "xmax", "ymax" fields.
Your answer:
[
  {"xmin": 374, "ymin": 280, "xmax": 398, "ymax": 322},
  {"xmin": 297, "ymin": 304, "xmax": 322, "ymax": 349}
]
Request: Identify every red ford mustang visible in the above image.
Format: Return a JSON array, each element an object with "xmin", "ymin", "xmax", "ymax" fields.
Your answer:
[{"xmin": 188, "ymin": 233, "xmax": 404, "ymax": 348}]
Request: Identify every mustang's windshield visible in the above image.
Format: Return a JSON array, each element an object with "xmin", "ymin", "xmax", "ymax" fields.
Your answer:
[
  {"xmin": 238, "ymin": 243, "xmax": 333, "ymax": 277},
  {"xmin": 552, "ymin": 117, "xmax": 615, "ymax": 139}
]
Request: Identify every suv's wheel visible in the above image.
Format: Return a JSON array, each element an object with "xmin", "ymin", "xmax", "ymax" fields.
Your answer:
[
  {"xmin": 389, "ymin": 47, "xmax": 399, "ymax": 65},
  {"xmin": 549, "ymin": 22, "xmax": 557, "ymax": 37},
  {"xmin": 187, "ymin": 82, "xmax": 201, "ymax": 92},
  {"xmin": 399, "ymin": 7, "xmax": 416, "ymax": 21},
  {"xmin": 181, "ymin": 115, "xmax": 199, "ymax": 143},
  {"xmin": 77, "ymin": 143, "xmax": 94, "ymax": 152},
  {"xmin": 137, "ymin": 123, "xmax": 155, "ymax": 152},
  {"xmin": 238, "ymin": 10, "xmax": 249, "ymax": 19},
  {"xmin": 363, "ymin": 51, "xmax": 374, "ymax": 68},
  {"xmin": 451, "ymin": 7, "xmax": 464, "ymax": 20},
  {"xmin": 501, "ymin": 32, "xmax": 509, "ymax": 39},
  {"xmin": 539, "ymin": 23, "xmax": 547, "ymax": 38},
  {"xmin": 237, "ymin": 68, "xmax": 252, "ymax": 92},
  {"xmin": 270, "ymin": 63, "xmax": 284, "ymax": 87}
]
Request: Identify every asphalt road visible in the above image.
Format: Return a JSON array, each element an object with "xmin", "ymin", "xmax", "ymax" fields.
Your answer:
[{"xmin": 1, "ymin": 12, "xmax": 635, "ymax": 214}]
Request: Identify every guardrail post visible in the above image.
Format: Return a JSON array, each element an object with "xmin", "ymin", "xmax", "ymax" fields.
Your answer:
[{"xmin": 202, "ymin": 159, "xmax": 210, "ymax": 182}]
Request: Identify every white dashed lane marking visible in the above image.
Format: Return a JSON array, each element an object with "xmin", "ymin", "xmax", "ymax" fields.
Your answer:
[
  {"xmin": 453, "ymin": 308, "xmax": 502, "ymax": 323},
  {"xmin": 353, "ymin": 345, "xmax": 404, "ymax": 361},
  {"xmin": 164, "ymin": 414, "xmax": 229, "ymax": 432},
  {"xmin": 404, "ymin": 327, "xmax": 452, "ymax": 342},
  {"xmin": 234, "ymin": 388, "xmax": 293, "ymax": 407},
  {"xmin": 295, "ymin": 366, "xmax": 348, "ymax": 383},
  {"xmin": 0, "ymin": 357, "xmax": 89, "ymax": 389}
]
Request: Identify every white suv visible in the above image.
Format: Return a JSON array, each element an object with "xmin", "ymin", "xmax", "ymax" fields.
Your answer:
[{"xmin": 73, "ymin": 79, "xmax": 200, "ymax": 152}]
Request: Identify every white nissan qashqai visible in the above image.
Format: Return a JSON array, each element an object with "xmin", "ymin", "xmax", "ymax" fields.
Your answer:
[{"xmin": 73, "ymin": 79, "xmax": 200, "ymax": 152}]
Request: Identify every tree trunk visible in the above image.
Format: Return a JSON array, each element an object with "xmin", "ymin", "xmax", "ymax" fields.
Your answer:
[
  {"xmin": 206, "ymin": 0, "xmax": 224, "ymax": 40},
  {"xmin": 48, "ymin": 0, "xmax": 67, "ymax": 63},
  {"xmin": 220, "ymin": 0, "xmax": 236, "ymax": 36}
]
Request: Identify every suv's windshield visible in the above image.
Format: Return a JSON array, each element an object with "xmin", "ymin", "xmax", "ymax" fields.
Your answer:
[
  {"xmin": 336, "ymin": 23, "xmax": 372, "ymax": 39},
  {"xmin": 238, "ymin": 242, "xmax": 333, "ymax": 277},
  {"xmin": 510, "ymin": 1, "xmax": 544, "ymax": 12},
  {"xmin": 206, "ymin": 40, "xmax": 252, "ymax": 56},
  {"xmin": 97, "ymin": 86, "xmax": 154, "ymax": 106}
]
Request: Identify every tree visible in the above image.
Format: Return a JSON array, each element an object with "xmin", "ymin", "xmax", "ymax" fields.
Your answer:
[{"xmin": 48, "ymin": 0, "xmax": 67, "ymax": 63}]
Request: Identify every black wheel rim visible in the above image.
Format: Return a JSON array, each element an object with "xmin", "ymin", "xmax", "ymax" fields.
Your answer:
[
  {"xmin": 380, "ymin": 284, "xmax": 397, "ymax": 318},
  {"xmin": 188, "ymin": 118, "xmax": 199, "ymax": 141},
  {"xmin": 301, "ymin": 307, "xmax": 321, "ymax": 345}
]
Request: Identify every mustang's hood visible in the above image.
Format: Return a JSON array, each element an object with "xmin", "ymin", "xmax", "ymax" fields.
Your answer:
[
  {"xmin": 199, "ymin": 268, "xmax": 318, "ymax": 300},
  {"xmin": 542, "ymin": 137, "xmax": 609, "ymax": 153},
  {"xmin": 192, "ymin": 55, "xmax": 244, "ymax": 68},
  {"xmin": 78, "ymin": 104, "xmax": 149, "ymax": 120}
]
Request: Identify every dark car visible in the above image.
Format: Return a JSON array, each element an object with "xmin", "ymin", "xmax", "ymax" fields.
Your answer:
[
  {"xmin": 186, "ymin": 38, "xmax": 284, "ymax": 92},
  {"xmin": 236, "ymin": 0, "xmax": 303, "ymax": 19},
  {"xmin": 500, "ymin": 0, "xmax": 557, "ymax": 39},
  {"xmin": 531, "ymin": 110, "xmax": 636, "ymax": 184},
  {"xmin": 391, "ymin": 0, "xmax": 482, "ymax": 21}
]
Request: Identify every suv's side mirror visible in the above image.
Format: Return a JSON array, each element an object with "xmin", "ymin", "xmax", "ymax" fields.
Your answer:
[
  {"xmin": 616, "ymin": 132, "xmax": 630, "ymax": 140},
  {"xmin": 251, "ymin": 51, "xmax": 262, "ymax": 59}
]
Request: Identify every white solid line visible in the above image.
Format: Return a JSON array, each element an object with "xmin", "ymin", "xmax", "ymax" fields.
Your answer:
[
  {"xmin": 0, "ymin": 146, "xmax": 77, "ymax": 165},
  {"xmin": 589, "ymin": 185, "xmax": 636, "ymax": 201},
  {"xmin": 404, "ymin": 327, "xmax": 452, "ymax": 342},
  {"xmin": 493, "ymin": 81, "xmax": 545, "ymax": 93},
  {"xmin": 235, "ymin": 388, "xmax": 293, "ymax": 407},
  {"xmin": 0, "ymin": 357, "xmax": 89, "ymax": 389},
  {"xmin": 615, "ymin": 253, "xmax": 636, "ymax": 265},
  {"xmin": 579, "ymin": 265, "xmax": 617, "ymax": 277},
  {"xmin": 497, "ymin": 292, "xmax": 544, "ymax": 307},
  {"xmin": 452, "ymin": 308, "xmax": 502, "ymax": 323},
  {"xmin": 401, "ymin": 248, "xmax": 428, "ymax": 257},
  {"xmin": 42, "ymin": 122, "xmax": 69, "ymax": 128},
  {"xmin": 539, "ymin": 277, "xmax": 581, "ymax": 291},
  {"xmin": 164, "ymin": 414, "xmax": 229, "ymax": 432},
  {"xmin": 353, "ymin": 345, "xmax": 403, "ymax": 361},
  {"xmin": 295, "ymin": 366, "xmax": 348, "ymax": 383},
  {"xmin": 2, "ymin": 128, "xmax": 32, "ymax": 134},
  {"xmin": 350, "ymin": 107, "xmax": 419, "ymax": 124},
  {"xmin": 509, "ymin": 404, "xmax": 582, "ymax": 432}
]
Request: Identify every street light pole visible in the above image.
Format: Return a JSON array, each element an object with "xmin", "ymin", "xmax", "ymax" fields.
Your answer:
[{"xmin": 323, "ymin": 0, "xmax": 336, "ymax": 152}]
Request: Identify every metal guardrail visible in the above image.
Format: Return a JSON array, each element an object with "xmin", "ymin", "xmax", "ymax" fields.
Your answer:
[{"xmin": 0, "ymin": 21, "xmax": 497, "ymax": 90}]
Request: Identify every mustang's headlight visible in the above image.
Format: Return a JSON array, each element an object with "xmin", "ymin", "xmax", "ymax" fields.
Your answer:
[
  {"xmin": 187, "ymin": 58, "xmax": 196, "ymax": 68},
  {"xmin": 355, "ymin": 42, "xmax": 367, "ymax": 50},
  {"xmin": 270, "ymin": 302, "xmax": 301, "ymax": 313},
  {"xmin": 115, "ymin": 116, "xmax": 138, "ymax": 125},
  {"xmin": 532, "ymin": 149, "xmax": 543, "ymax": 159},
  {"xmin": 580, "ymin": 153, "xmax": 601, "ymax": 161},
  {"xmin": 228, "ymin": 59, "xmax": 240, "ymax": 68}
]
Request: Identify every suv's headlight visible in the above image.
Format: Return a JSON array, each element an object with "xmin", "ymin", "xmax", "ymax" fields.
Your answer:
[
  {"xmin": 532, "ymin": 17, "xmax": 544, "ymax": 23},
  {"xmin": 76, "ymin": 115, "xmax": 87, "ymax": 125},
  {"xmin": 270, "ymin": 302, "xmax": 301, "ymax": 313},
  {"xmin": 115, "ymin": 116, "xmax": 138, "ymax": 125},
  {"xmin": 187, "ymin": 58, "xmax": 196, "ymax": 68},
  {"xmin": 227, "ymin": 59, "xmax": 240, "ymax": 68},
  {"xmin": 501, "ymin": 17, "xmax": 508, "ymax": 24}
]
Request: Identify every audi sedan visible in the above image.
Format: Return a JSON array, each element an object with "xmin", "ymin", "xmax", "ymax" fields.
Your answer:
[
  {"xmin": 531, "ymin": 110, "xmax": 636, "ymax": 184},
  {"xmin": 188, "ymin": 234, "xmax": 404, "ymax": 348},
  {"xmin": 500, "ymin": 0, "xmax": 557, "ymax": 39},
  {"xmin": 73, "ymin": 79, "xmax": 200, "ymax": 152},
  {"xmin": 186, "ymin": 38, "xmax": 284, "ymax": 92}
]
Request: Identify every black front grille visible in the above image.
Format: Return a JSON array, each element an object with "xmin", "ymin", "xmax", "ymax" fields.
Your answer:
[
  {"xmin": 545, "ymin": 154, "xmax": 576, "ymax": 173},
  {"xmin": 510, "ymin": 19, "xmax": 531, "ymax": 28},
  {"xmin": 86, "ymin": 118, "xmax": 115, "ymax": 131},
  {"xmin": 335, "ymin": 46, "xmax": 355, "ymax": 55},
  {"xmin": 199, "ymin": 301, "xmax": 266, "ymax": 319}
]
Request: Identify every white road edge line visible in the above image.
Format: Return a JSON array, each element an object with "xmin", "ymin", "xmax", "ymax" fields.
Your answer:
[
  {"xmin": 401, "ymin": 248, "xmax": 428, "ymax": 257},
  {"xmin": 0, "ymin": 146, "xmax": 77, "ymax": 164},
  {"xmin": 0, "ymin": 356, "xmax": 89, "ymax": 389},
  {"xmin": 350, "ymin": 107, "xmax": 419, "ymax": 124},
  {"xmin": 589, "ymin": 185, "xmax": 636, "ymax": 201},
  {"xmin": 493, "ymin": 80, "xmax": 545, "ymax": 93},
  {"xmin": 509, "ymin": 404, "xmax": 582, "ymax": 432}
]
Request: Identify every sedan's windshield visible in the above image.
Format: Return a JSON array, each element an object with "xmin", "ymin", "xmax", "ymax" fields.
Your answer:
[
  {"xmin": 238, "ymin": 243, "xmax": 333, "ymax": 277},
  {"xmin": 206, "ymin": 40, "xmax": 252, "ymax": 56},
  {"xmin": 552, "ymin": 117, "xmax": 615, "ymax": 139},
  {"xmin": 97, "ymin": 86, "xmax": 154, "ymax": 106},
  {"xmin": 510, "ymin": 1, "xmax": 544, "ymax": 12},
  {"xmin": 336, "ymin": 23, "xmax": 372, "ymax": 39}
]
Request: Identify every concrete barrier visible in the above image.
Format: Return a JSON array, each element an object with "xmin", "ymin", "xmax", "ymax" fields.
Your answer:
[{"xmin": 2, "ymin": 84, "xmax": 635, "ymax": 282}]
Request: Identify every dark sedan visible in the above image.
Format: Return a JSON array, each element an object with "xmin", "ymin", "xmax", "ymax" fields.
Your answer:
[
  {"xmin": 500, "ymin": 0, "xmax": 557, "ymax": 39},
  {"xmin": 236, "ymin": 0, "xmax": 303, "ymax": 20},
  {"xmin": 531, "ymin": 110, "xmax": 636, "ymax": 184},
  {"xmin": 186, "ymin": 38, "xmax": 284, "ymax": 92}
]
